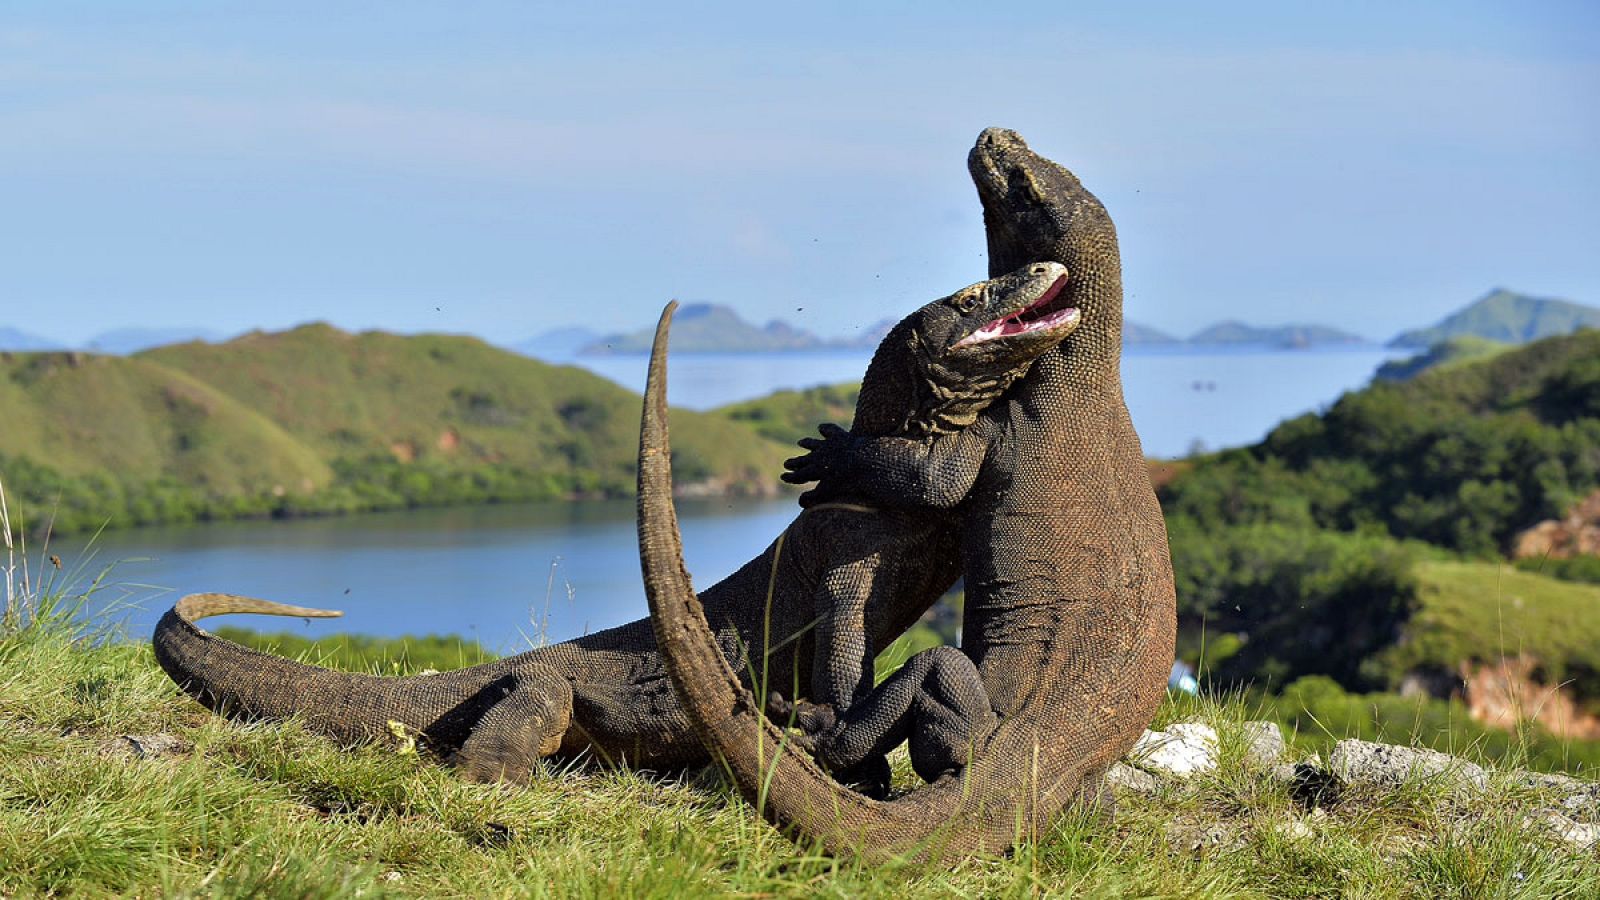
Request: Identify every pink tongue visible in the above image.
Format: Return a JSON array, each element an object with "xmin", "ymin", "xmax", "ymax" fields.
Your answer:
[
  {"xmin": 1003, "ymin": 307, "xmax": 1072, "ymax": 336},
  {"xmin": 957, "ymin": 306, "xmax": 1076, "ymax": 347}
]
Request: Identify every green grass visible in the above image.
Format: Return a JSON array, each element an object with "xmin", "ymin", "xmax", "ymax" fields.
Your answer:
[
  {"xmin": 4, "ymin": 575, "xmax": 1598, "ymax": 897},
  {"xmin": 1516, "ymin": 553, "xmax": 1600, "ymax": 586},
  {"xmin": 215, "ymin": 628, "xmax": 502, "ymax": 676},
  {"xmin": 1379, "ymin": 560, "xmax": 1600, "ymax": 711},
  {"xmin": 1261, "ymin": 676, "xmax": 1600, "ymax": 776}
]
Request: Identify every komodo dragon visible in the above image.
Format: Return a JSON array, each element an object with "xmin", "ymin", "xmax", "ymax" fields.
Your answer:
[
  {"xmin": 638, "ymin": 127, "xmax": 1176, "ymax": 861},
  {"xmin": 152, "ymin": 261, "xmax": 1080, "ymax": 784}
]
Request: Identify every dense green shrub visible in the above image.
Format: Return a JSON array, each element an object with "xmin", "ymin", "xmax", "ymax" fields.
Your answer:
[
  {"xmin": 1162, "ymin": 331, "xmax": 1600, "ymax": 556},
  {"xmin": 1168, "ymin": 519, "xmax": 1419, "ymax": 690}
]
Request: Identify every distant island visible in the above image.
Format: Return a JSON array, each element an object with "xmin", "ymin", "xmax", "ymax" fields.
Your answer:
[
  {"xmin": 0, "ymin": 327, "xmax": 228, "ymax": 355},
  {"xmin": 0, "ymin": 327, "xmax": 64, "ymax": 352},
  {"xmin": 12, "ymin": 285, "xmax": 1591, "ymax": 372},
  {"xmin": 86, "ymin": 327, "xmax": 225, "ymax": 355},
  {"xmin": 1180, "ymin": 320, "xmax": 1368, "ymax": 349},
  {"xmin": 520, "ymin": 305, "xmax": 1371, "ymax": 357},
  {"xmin": 1378, "ymin": 288, "xmax": 1600, "ymax": 381},
  {"xmin": 574, "ymin": 303, "xmax": 892, "ymax": 355},
  {"xmin": 1122, "ymin": 321, "xmax": 1181, "ymax": 345},
  {"xmin": 1388, "ymin": 288, "xmax": 1600, "ymax": 348}
]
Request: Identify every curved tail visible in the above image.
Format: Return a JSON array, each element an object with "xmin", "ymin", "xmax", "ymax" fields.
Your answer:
[
  {"xmin": 153, "ymin": 592, "xmax": 413, "ymax": 739},
  {"xmin": 637, "ymin": 303, "xmax": 1098, "ymax": 861},
  {"xmin": 154, "ymin": 591, "xmax": 522, "ymax": 749},
  {"xmin": 174, "ymin": 592, "xmax": 344, "ymax": 624}
]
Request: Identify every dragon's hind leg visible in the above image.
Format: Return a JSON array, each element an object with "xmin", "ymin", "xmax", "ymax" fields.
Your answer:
[
  {"xmin": 447, "ymin": 662, "xmax": 573, "ymax": 782},
  {"xmin": 817, "ymin": 645, "xmax": 997, "ymax": 788}
]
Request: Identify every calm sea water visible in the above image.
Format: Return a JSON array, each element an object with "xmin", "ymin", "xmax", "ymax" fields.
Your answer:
[
  {"xmin": 72, "ymin": 497, "xmax": 798, "ymax": 654},
  {"xmin": 64, "ymin": 345, "xmax": 1400, "ymax": 647}
]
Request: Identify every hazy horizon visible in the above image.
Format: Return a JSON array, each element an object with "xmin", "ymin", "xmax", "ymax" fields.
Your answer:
[{"xmin": 3, "ymin": 2, "xmax": 1596, "ymax": 347}]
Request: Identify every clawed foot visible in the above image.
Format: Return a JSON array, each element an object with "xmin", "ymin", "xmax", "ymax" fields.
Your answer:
[
  {"xmin": 765, "ymin": 693, "xmax": 889, "ymax": 798},
  {"xmin": 766, "ymin": 692, "xmax": 838, "ymax": 753},
  {"xmin": 831, "ymin": 754, "xmax": 892, "ymax": 801},
  {"xmin": 781, "ymin": 423, "xmax": 859, "ymax": 507}
]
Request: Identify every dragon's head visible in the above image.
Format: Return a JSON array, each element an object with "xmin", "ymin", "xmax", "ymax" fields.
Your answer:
[
  {"xmin": 860, "ymin": 261, "xmax": 1079, "ymax": 437},
  {"xmin": 969, "ymin": 128, "xmax": 1123, "ymax": 366}
]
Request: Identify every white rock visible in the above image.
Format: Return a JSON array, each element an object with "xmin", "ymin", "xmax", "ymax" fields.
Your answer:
[
  {"xmin": 98, "ymin": 732, "xmax": 188, "ymax": 760},
  {"xmin": 1517, "ymin": 771, "xmax": 1600, "ymax": 822},
  {"xmin": 1129, "ymin": 722, "xmax": 1219, "ymax": 777},
  {"xmin": 1240, "ymin": 721, "xmax": 1287, "ymax": 768},
  {"xmin": 1164, "ymin": 819, "xmax": 1235, "ymax": 854},
  {"xmin": 1106, "ymin": 762, "xmax": 1161, "ymax": 794},
  {"xmin": 1328, "ymin": 739, "xmax": 1487, "ymax": 794},
  {"xmin": 1524, "ymin": 811, "xmax": 1600, "ymax": 850},
  {"xmin": 1271, "ymin": 817, "xmax": 1315, "ymax": 840}
]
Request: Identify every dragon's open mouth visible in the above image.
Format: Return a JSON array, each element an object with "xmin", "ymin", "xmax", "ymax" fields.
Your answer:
[{"xmin": 956, "ymin": 275, "xmax": 1076, "ymax": 347}]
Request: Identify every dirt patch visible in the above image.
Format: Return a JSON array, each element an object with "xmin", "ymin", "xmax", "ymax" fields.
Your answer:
[
  {"xmin": 1461, "ymin": 655, "xmax": 1600, "ymax": 741},
  {"xmin": 1513, "ymin": 489, "xmax": 1600, "ymax": 559}
]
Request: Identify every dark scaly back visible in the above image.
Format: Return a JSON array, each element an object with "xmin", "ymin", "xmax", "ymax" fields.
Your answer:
[{"xmin": 639, "ymin": 128, "xmax": 1176, "ymax": 861}]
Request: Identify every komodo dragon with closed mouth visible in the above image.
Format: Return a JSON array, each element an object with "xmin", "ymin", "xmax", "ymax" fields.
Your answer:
[
  {"xmin": 152, "ymin": 261, "xmax": 1080, "ymax": 783},
  {"xmin": 638, "ymin": 127, "xmax": 1176, "ymax": 861}
]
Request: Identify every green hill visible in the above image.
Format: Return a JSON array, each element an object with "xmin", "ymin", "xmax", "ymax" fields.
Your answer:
[
  {"xmin": 715, "ymin": 382, "xmax": 861, "ymax": 444},
  {"xmin": 0, "ymin": 351, "xmax": 329, "ymax": 492},
  {"xmin": 1389, "ymin": 287, "xmax": 1600, "ymax": 348},
  {"xmin": 0, "ymin": 325, "xmax": 794, "ymax": 534},
  {"xmin": 1380, "ymin": 560, "xmax": 1600, "ymax": 707},
  {"xmin": 1160, "ymin": 329, "xmax": 1600, "ymax": 701},
  {"xmin": 141, "ymin": 324, "xmax": 783, "ymax": 483}
]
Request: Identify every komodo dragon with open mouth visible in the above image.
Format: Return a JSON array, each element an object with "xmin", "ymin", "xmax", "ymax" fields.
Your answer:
[
  {"xmin": 638, "ymin": 128, "xmax": 1176, "ymax": 861},
  {"xmin": 152, "ymin": 261, "xmax": 1080, "ymax": 783}
]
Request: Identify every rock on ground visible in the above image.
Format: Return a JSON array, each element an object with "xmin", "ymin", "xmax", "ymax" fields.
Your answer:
[{"xmin": 1328, "ymin": 739, "xmax": 1488, "ymax": 794}]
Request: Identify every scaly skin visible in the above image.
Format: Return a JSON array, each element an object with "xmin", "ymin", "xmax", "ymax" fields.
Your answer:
[
  {"xmin": 638, "ymin": 128, "xmax": 1176, "ymax": 861},
  {"xmin": 153, "ymin": 262, "xmax": 1077, "ymax": 782}
]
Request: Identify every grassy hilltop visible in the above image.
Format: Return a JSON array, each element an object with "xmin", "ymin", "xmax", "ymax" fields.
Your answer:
[{"xmin": 0, "ymin": 325, "xmax": 794, "ymax": 534}]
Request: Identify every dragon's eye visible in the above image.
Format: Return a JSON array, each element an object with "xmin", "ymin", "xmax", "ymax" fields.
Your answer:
[{"xmin": 956, "ymin": 293, "xmax": 980, "ymax": 313}]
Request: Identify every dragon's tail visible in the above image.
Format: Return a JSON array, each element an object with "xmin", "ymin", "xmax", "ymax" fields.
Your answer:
[
  {"xmin": 174, "ymin": 592, "xmax": 344, "ymax": 624},
  {"xmin": 637, "ymin": 303, "xmax": 1103, "ymax": 862},
  {"xmin": 153, "ymin": 591, "xmax": 408, "ymax": 741},
  {"xmin": 155, "ymin": 590, "xmax": 516, "ymax": 748}
]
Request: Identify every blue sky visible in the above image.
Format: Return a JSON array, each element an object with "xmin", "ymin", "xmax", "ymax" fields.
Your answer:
[{"xmin": 2, "ymin": 1, "xmax": 1596, "ymax": 345}]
